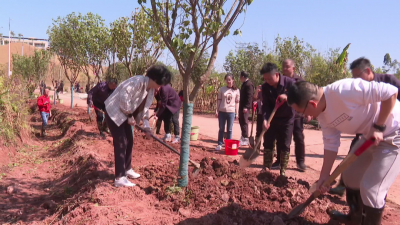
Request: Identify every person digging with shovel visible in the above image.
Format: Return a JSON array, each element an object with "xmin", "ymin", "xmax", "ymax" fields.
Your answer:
[
  {"xmin": 260, "ymin": 62, "xmax": 296, "ymax": 177},
  {"xmin": 87, "ymin": 78, "xmax": 118, "ymax": 138},
  {"xmin": 286, "ymin": 79, "xmax": 400, "ymax": 225},
  {"xmin": 329, "ymin": 57, "xmax": 400, "ymax": 197},
  {"xmin": 104, "ymin": 65, "xmax": 172, "ymax": 187}
]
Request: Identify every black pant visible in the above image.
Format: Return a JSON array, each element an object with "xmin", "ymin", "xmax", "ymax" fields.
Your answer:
[
  {"xmin": 293, "ymin": 116, "xmax": 305, "ymax": 163},
  {"xmin": 263, "ymin": 120, "xmax": 294, "ymax": 154},
  {"xmin": 105, "ymin": 113, "xmax": 133, "ymax": 178},
  {"xmin": 162, "ymin": 109, "xmax": 180, "ymax": 136},
  {"xmin": 239, "ymin": 108, "xmax": 250, "ymax": 138},
  {"xmin": 255, "ymin": 113, "xmax": 264, "ymax": 138},
  {"xmin": 95, "ymin": 109, "xmax": 104, "ymax": 122}
]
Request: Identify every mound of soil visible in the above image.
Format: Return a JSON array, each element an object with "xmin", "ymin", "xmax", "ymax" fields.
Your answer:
[{"xmin": 137, "ymin": 156, "xmax": 345, "ymax": 224}]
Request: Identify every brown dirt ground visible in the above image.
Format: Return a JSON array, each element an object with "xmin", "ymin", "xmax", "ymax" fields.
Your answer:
[{"xmin": 0, "ymin": 102, "xmax": 399, "ymax": 225}]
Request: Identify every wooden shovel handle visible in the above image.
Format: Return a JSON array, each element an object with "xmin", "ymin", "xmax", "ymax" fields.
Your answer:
[
  {"xmin": 253, "ymin": 98, "xmax": 285, "ymax": 150},
  {"xmin": 313, "ymin": 137, "xmax": 375, "ymax": 197}
]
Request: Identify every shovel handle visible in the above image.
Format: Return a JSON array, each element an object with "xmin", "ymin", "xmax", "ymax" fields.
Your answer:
[
  {"xmin": 134, "ymin": 125, "xmax": 200, "ymax": 168},
  {"xmin": 319, "ymin": 137, "xmax": 375, "ymax": 192},
  {"xmin": 253, "ymin": 97, "xmax": 285, "ymax": 151},
  {"xmin": 288, "ymin": 137, "xmax": 375, "ymax": 218},
  {"xmin": 93, "ymin": 106, "xmax": 105, "ymax": 114}
]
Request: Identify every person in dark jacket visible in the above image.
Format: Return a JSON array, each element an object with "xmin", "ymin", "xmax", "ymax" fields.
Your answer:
[
  {"xmin": 260, "ymin": 62, "xmax": 295, "ymax": 176},
  {"xmin": 56, "ymin": 81, "xmax": 64, "ymax": 99},
  {"xmin": 155, "ymin": 84, "xmax": 182, "ymax": 143},
  {"xmin": 40, "ymin": 81, "xmax": 47, "ymax": 95},
  {"xmin": 87, "ymin": 78, "xmax": 118, "ymax": 137},
  {"xmin": 328, "ymin": 57, "xmax": 400, "ymax": 223},
  {"xmin": 280, "ymin": 59, "xmax": 310, "ymax": 171},
  {"xmin": 154, "ymin": 88, "xmax": 163, "ymax": 135},
  {"xmin": 239, "ymin": 71, "xmax": 254, "ymax": 146}
]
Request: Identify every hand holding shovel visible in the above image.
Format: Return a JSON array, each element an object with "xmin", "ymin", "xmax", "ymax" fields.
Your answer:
[
  {"xmin": 288, "ymin": 137, "xmax": 375, "ymax": 219},
  {"xmin": 239, "ymin": 97, "xmax": 285, "ymax": 168},
  {"xmin": 249, "ymin": 102, "xmax": 258, "ymax": 148}
]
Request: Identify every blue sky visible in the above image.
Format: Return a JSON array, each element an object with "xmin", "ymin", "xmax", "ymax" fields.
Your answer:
[{"xmin": 1, "ymin": 0, "xmax": 399, "ymax": 71}]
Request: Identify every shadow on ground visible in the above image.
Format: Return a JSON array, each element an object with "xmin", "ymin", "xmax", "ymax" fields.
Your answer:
[{"xmin": 177, "ymin": 204, "xmax": 334, "ymax": 225}]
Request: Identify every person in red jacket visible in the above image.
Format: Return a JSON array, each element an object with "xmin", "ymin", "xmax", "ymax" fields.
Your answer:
[{"xmin": 37, "ymin": 89, "xmax": 52, "ymax": 137}]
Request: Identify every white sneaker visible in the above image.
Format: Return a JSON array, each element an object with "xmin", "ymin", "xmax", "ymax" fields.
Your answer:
[
  {"xmin": 114, "ymin": 176, "xmax": 136, "ymax": 187},
  {"xmin": 126, "ymin": 169, "xmax": 140, "ymax": 179},
  {"xmin": 240, "ymin": 138, "xmax": 249, "ymax": 146},
  {"xmin": 215, "ymin": 145, "xmax": 222, "ymax": 151},
  {"xmin": 172, "ymin": 136, "xmax": 180, "ymax": 144},
  {"xmin": 163, "ymin": 133, "xmax": 172, "ymax": 142}
]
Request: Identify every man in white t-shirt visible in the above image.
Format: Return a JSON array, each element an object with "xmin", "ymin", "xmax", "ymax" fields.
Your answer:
[{"xmin": 286, "ymin": 79, "xmax": 400, "ymax": 225}]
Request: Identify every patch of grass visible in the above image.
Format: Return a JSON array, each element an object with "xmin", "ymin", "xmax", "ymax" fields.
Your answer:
[
  {"xmin": 64, "ymin": 186, "xmax": 74, "ymax": 196},
  {"xmin": 0, "ymin": 173, "xmax": 6, "ymax": 180},
  {"xmin": 165, "ymin": 184, "xmax": 182, "ymax": 195},
  {"xmin": 184, "ymin": 189, "xmax": 194, "ymax": 206}
]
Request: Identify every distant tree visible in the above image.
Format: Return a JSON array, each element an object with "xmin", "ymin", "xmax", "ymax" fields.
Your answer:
[
  {"xmin": 274, "ymin": 35, "xmax": 315, "ymax": 76},
  {"xmin": 81, "ymin": 13, "xmax": 109, "ymax": 84},
  {"xmin": 383, "ymin": 53, "xmax": 399, "ymax": 74},
  {"xmin": 224, "ymin": 43, "xmax": 265, "ymax": 86},
  {"xmin": 110, "ymin": 8, "xmax": 164, "ymax": 77},
  {"xmin": 47, "ymin": 12, "xmax": 86, "ymax": 108},
  {"xmin": 12, "ymin": 49, "xmax": 50, "ymax": 96}
]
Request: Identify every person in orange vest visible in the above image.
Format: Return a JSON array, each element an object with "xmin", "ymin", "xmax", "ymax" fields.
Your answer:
[{"xmin": 37, "ymin": 89, "xmax": 52, "ymax": 137}]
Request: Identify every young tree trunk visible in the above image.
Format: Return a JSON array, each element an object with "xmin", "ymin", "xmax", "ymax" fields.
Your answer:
[
  {"xmin": 178, "ymin": 75, "xmax": 193, "ymax": 187},
  {"xmin": 54, "ymin": 89, "xmax": 57, "ymax": 105},
  {"xmin": 70, "ymin": 86, "xmax": 74, "ymax": 109}
]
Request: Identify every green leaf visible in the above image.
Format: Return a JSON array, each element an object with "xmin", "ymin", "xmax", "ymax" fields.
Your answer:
[
  {"xmin": 183, "ymin": 21, "xmax": 190, "ymax": 26},
  {"xmin": 248, "ymin": 0, "xmax": 253, "ymax": 5}
]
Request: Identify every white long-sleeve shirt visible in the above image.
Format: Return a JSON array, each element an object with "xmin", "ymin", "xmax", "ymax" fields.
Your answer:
[{"xmin": 317, "ymin": 78, "xmax": 400, "ymax": 152}]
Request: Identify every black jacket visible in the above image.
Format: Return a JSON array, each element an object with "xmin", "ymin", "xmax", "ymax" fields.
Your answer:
[
  {"xmin": 262, "ymin": 74, "xmax": 295, "ymax": 123},
  {"xmin": 239, "ymin": 79, "xmax": 254, "ymax": 109},
  {"xmin": 156, "ymin": 84, "xmax": 182, "ymax": 117}
]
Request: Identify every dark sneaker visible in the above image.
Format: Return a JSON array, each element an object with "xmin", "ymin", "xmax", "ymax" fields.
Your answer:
[
  {"xmin": 260, "ymin": 167, "xmax": 268, "ymax": 173},
  {"xmin": 271, "ymin": 160, "xmax": 280, "ymax": 170},
  {"xmin": 329, "ymin": 185, "xmax": 346, "ymax": 196},
  {"xmin": 296, "ymin": 162, "xmax": 307, "ymax": 172}
]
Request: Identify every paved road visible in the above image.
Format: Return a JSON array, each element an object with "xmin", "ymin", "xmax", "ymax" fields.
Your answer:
[{"xmin": 39, "ymin": 89, "xmax": 400, "ymax": 206}]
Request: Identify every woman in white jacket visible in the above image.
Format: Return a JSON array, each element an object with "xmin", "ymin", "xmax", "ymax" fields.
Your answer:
[
  {"xmin": 104, "ymin": 65, "xmax": 172, "ymax": 187},
  {"xmin": 215, "ymin": 73, "xmax": 240, "ymax": 150}
]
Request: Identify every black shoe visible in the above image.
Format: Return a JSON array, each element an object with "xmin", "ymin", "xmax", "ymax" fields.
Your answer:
[
  {"xmin": 361, "ymin": 205, "xmax": 384, "ymax": 225},
  {"xmin": 260, "ymin": 167, "xmax": 267, "ymax": 173},
  {"xmin": 296, "ymin": 161, "xmax": 307, "ymax": 172},
  {"xmin": 329, "ymin": 185, "xmax": 346, "ymax": 196},
  {"xmin": 328, "ymin": 188, "xmax": 363, "ymax": 224},
  {"xmin": 271, "ymin": 160, "xmax": 280, "ymax": 170}
]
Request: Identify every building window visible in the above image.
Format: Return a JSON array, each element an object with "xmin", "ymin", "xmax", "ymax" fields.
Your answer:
[{"xmin": 35, "ymin": 43, "xmax": 45, "ymax": 48}]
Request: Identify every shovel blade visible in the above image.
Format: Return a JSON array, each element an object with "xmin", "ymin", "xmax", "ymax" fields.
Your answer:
[
  {"xmin": 249, "ymin": 137, "xmax": 255, "ymax": 149},
  {"xmin": 287, "ymin": 203, "xmax": 307, "ymax": 219},
  {"xmin": 239, "ymin": 147, "xmax": 260, "ymax": 168}
]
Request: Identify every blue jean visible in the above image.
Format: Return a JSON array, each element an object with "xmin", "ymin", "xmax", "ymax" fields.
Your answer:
[
  {"xmin": 218, "ymin": 112, "xmax": 235, "ymax": 146},
  {"xmin": 40, "ymin": 111, "xmax": 49, "ymax": 127}
]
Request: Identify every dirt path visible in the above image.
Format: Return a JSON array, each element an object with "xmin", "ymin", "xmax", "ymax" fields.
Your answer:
[{"xmin": 1, "ymin": 98, "xmax": 399, "ymax": 224}]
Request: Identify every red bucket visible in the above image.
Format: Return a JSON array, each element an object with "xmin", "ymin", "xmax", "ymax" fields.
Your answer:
[{"xmin": 224, "ymin": 139, "xmax": 240, "ymax": 155}]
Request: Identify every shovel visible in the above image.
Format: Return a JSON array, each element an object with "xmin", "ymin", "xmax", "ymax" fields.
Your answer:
[
  {"xmin": 249, "ymin": 102, "xmax": 257, "ymax": 148},
  {"xmin": 239, "ymin": 97, "xmax": 285, "ymax": 168},
  {"xmin": 134, "ymin": 125, "xmax": 201, "ymax": 175},
  {"xmin": 288, "ymin": 137, "xmax": 375, "ymax": 219}
]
